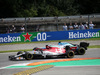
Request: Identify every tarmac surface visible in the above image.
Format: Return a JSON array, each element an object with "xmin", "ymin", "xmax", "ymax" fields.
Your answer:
[
  {"xmin": 0, "ymin": 40, "xmax": 100, "ymax": 51},
  {"xmin": 0, "ymin": 48, "xmax": 100, "ymax": 75},
  {"xmin": 0, "ymin": 40, "xmax": 100, "ymax": 75},
  {"xmin": 33, "ymin": 66, "xmax": 100, "ymax": 75}
]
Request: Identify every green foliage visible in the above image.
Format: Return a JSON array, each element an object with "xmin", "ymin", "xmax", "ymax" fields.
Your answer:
[{"xmin": 0, "ymin": 0, "xmax": 100, "ymax": 18}]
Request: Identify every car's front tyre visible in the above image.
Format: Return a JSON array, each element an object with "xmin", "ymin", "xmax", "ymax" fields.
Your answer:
[{"xmin": 24, "ymin": 52, "xmax": 33, "ymax": 60}]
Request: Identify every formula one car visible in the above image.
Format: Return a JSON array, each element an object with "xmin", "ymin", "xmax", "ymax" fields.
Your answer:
[
  {"xmin": 58, "ymin": 41, "xmax": 89, "ymax": 55},
  {"xmin": 9, "ymin": 45, "xmax": 75, "ymax": 60}
]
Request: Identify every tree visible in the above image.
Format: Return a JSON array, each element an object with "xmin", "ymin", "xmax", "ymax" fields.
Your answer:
[{"xmin": 0, "ymin": 0, "xmax": 100, "ymax": 18}]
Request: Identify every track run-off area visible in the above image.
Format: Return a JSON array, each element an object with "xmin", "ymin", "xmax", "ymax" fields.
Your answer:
[{"xmin": 0, "ymin": 40, "xmax": 100, "ymax": 75}]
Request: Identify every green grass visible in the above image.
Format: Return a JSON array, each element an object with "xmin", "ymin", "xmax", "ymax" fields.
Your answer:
[
  {"xmin": 88, "ymin": 45, "xmax": 100, "ymax": 48},
  {"xmin": 0, "ymin": 45, "xmax": 100, "ymax": 53},
  {"xmin": 0, "ymin": 38, "xmax": 100, "ymax": 46},
  {"xmin": 0, "ymin": 49, "xmax": 32, "ymax": 53}
]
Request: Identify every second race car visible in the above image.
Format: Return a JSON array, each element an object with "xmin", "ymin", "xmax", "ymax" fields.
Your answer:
[{"xmin": 58, "ymin": 41, "xmax": 89, "ymax": 55}]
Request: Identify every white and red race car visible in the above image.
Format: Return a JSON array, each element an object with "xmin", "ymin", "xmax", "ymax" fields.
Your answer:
[{"xmin": 9, "ymin": 45, "xmax": 74, "ymax": 60}]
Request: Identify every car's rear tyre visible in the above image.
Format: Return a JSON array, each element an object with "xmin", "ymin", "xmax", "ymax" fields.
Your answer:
[
  {"xmin": 24, "ymin": 53, "xmax": 33, "ymax": 60},
  {"xmin": 77, "ymin": 47, "xmax": 85, "ymax": 55},
  {"xmin": 17, "ymin": 51, "xmax": 23, "ymax": 55},
  {"xmin": 66, "ymin": 50, "xmax": 74, "ymax": 58}
]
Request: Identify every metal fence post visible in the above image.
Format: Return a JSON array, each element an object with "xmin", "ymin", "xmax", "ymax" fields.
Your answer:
[
  {"xmin": 56, "ymin": 16, "xmax": 58, "ymax": 31},
  {"xmin": 25, "ymin": 17, "xmax": 27, "ymax": 32},
  {"xmin": 88, "ymin": 15, "xmax": 90, "ymax": 27}
]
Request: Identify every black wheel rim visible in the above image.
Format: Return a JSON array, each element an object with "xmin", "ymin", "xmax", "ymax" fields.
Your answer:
[
  {"xmin": 28, "ymin": 54, "xmax": 32, "ymax": 58},
  {"xmin": 69, "ymin": 52, "xmax": 74, "ymax": 57},
  {"xmin": 80, "ymin": 49, "xmax": 85, "ymax": 54}
]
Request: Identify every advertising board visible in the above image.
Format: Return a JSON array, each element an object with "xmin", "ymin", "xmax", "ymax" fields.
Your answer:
[{"xmin": 0, "ymin": 29, "xmax": 100, "ymax": 43}]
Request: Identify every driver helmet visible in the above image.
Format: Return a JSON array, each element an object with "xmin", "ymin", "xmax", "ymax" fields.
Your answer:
[{"xmin": 46, "ymin": 45, "xmax": 50, "ymax": 49}]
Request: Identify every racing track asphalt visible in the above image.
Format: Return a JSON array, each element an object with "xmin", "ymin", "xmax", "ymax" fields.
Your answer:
[
  {"xmin": 0, "ymin": 48, "xmax": 100, "ymax": 75},
  {"xmin": 0, "ymin": 40, "xmax": 100, "ymax": 51},
  {"xmin": 0, "ymin": 40, "xmax": 100, "ymax": 75}
]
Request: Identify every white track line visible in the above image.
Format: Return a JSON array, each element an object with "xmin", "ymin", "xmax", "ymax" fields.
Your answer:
[{"xmin": 0, "ymin": 63, "xmax": 30, "ymax": 69}]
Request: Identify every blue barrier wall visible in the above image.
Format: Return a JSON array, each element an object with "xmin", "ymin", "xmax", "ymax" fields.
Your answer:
[{"xmin": 0, "ymin": 29, "xmax": 100, "ymax": 43}]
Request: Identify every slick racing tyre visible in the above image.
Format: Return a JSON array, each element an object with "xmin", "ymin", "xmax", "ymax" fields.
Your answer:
[
  {"xmin": 77, "ymin": 47, "xmax": 85, "ymax": 55},
  {"xmin": 24, "ymin": 53, "xmax": 33, "ymax": 60},
  {"xmin": 17, "ymin": 51, "xmax": 23, "ymax": 55},
  {"xmin": 66, "ymin": 50, "xmax": 74, "ymax": 58}
]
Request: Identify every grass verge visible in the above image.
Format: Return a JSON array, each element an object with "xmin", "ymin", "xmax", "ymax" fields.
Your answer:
[
  {"xmin": 0, "ymin": 38, "xmax": 100, "ymax": 46},
  {"xmin": 0, "ymin": 49, "xmax": 32, "ymax": 53},
  {"xmin": 0, "ymin": 45, "xmax": 100, "ymax": 53},
  {"xmin": 88, "ymin": 45, "xmax": 100, "ymax": 48}
]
